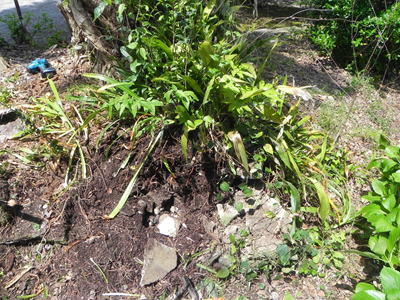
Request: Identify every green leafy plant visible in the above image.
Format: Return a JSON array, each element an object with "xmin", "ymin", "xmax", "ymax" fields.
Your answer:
[
  {"xmin": 75, "ymin": 0, "xmax": 355, "ymax": 226},
  {"xmin": 353, "ymin": 135, "xmax": 400, "ymax": 268},
  {"xmin": 277, "ymin": 226, "xmax": 347, "ymax": 277},
  {"xmin": 305, "ymin": 0, "xmax": 400, "ymax": 77},
  {"xmin": 352, "ymin": 267, "xmax": 400, "ymax": 300},
  {"xmin": 0, "ymin": 88, "xmax": 12, "ymax": 105},
  {"xmin": 18, "ymin": 80, "xmax": 89, "ymax": 186},
  {"xmin": 0, "ymin": 12, "xmax": 64, "ymax": 46}
]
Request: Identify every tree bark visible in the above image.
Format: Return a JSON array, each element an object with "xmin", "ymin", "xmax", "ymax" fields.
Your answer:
[{"xmin": 58, "ymin": 0, "xmax": 120, "ymax": 73}]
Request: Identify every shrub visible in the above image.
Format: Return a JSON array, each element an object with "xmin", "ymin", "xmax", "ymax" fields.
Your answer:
[{"xmin": 304, "ymin": 0, "xmax": 400, "ymax": 77}]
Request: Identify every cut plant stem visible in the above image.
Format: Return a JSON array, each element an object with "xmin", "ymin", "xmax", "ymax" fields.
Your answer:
[{"xmin": 89, "ymin": 258, "xmax": 108, "ymax": 284}]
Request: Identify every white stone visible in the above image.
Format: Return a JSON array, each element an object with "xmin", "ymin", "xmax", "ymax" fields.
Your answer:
[{"xmin": 157, "ymin": 215, "xmax": 180, "ymax": 238}]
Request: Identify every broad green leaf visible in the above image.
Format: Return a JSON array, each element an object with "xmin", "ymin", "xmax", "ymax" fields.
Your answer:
[
  {"xmin": 263, "ymin": 143, "xmax": 274, "ymax": 155},
  {"xmin": 345, "ymin": 250, "xmax": 383, "ymax": 261},
  {"xmin": 117, "ymin": 4, "xmax": 126, "ymax": 22},
  {"xmin": 182, "ymin": 75, "xmax": 204, "ymax": 96},
  {"xmin": 374, "ymin": 218, "xmax": 395, "ymax": 233},
  {"xmin": 371, "ymin": 179, "xmax": 387, "ymax": 196},
  {"xmin": 382, "ymin": 194, "xmax": 396, "ymax": 211},
  {"xmin": 367, "ymin": 159, "xmax": 381, "ymax": 170},
  {"xmin": 370, "ymin": 235, "xmax": 388, "ymax": 255},
  {"xmin": 385, "ymin": 146, "xmax": 400, "ymax": 161},
  {"xmin": 391, "ymin": 171, "xmax": 400, "ymax": 183},
  {"xmin": 381, "ymin": 267, "xmax": 400, "ymax": 296},
  {"xmin": 94, "ymin": 1, "xmax": 108, "ymax": 21},
  {"xmin": 203, "ymin": 116, "xmax": 213, "ymax": 124},
  {"xmin": 355, "ymin": 282, "xmax": 377, "ymax": 292},
  {"xmin": 386, "ymin": 290, "xmax": 400, "ymax": 300},
  {"xmin": 333, "ymin": 251, "xmax": 344, "ymax": 260},
  {"xmin": 216, "ymin": 268, "xmax": 230, "ymax": 279},
  {"xmin": 283, "ymin": 291, "xmax": 295, "ymax": 300},
  {"xmin": 261, "ymin": 105, "xmax": 282, "ymax": 123},
  {"xmin": 379, "ymin": 135, "xmax": 391, "ymax": 149},
  {"xmin": 202, "ymin": 0, "xmax": 216, "ymax": 21},
  {"xmin": 387, "ymin": 227, "xmax": 400, "ymax": 253},
  {"xmin": 203, "ymin": 76, "xmax": 215, "ymax": 105},
  {"xmin": 381, "ymin": 158, "xmax": 398, "ymax": 173},
  {"xmin": 351, "ymin": 290, "xmax": 385, "ymax": 300},
  {"xmin": 139, "ymin": 47, "xmax": 147, "ymax": 59},
  {"xmin": 19, "ymin": 147, "xmax": 35, "ymax": 155},
  {"xmin": 360, "ymin": 203, "xmax": 385, "ymax": 220},
  {"xmin": 362, "ymin": 195, "xmax": 382, "ymax": 203},
  {"xmin": 274, "ymin": 142, "xmax": 291, "ymax": 170},
  {"xmin": 277, "ymin": 244, "xmax": 290, "ymax": 265},
  {"xmin": 199, "ymin": 41, "xmax": 217, "ymax": 68}
]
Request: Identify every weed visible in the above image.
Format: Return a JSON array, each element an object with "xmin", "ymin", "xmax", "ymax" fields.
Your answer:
[
  {"xmin": 0, "ymin": 88, "xmax": 12, "ymax": 105},
  {"xmin": 4, "ymin": 72, "xmax": 19, "ymax": 84},
  {"xmin": 316, "ymin": 96, "xmax": 348, "ymax": 137},
  {"xmin": 17, "ymin": 79, "xmax": 89, "ymax": 185}
]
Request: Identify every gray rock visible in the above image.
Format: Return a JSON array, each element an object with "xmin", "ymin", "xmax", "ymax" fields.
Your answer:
[
  {"xmin": 0, "ymin": 109, "xmax": 26, "ymax": 143},
  {"xmin": 140, "ymin": 239, "xmax": 177, "ymax": 286},
  {"xmin": 244, "ymin": 196, "xmax": 292, "ymax": 258},
  {"xmin": 0, "ymin": 57, "xmax": 9, "ymax": 71},
  {"xmin": 217, "ymin": 204, "xmax": 239, "ymax": 226}
]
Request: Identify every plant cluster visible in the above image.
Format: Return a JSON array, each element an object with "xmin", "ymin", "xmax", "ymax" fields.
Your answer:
[
  {"xmin": 304, "ymin": 0, "xmax": 400, "ymax": 77},
  {"xmin": 0, "ymin": 12, "xmax": 64, "ymax": 47},
  {"xmin": 357, "ymin": 136, "xmax": 400, "ymax": 268},
  {"xmin": 13, "ymin": 0, "xmax": 362, "ymax": 297},
  {"xmin": 73, "ymin": 0, "xmax": 353, "ymax": 221}
]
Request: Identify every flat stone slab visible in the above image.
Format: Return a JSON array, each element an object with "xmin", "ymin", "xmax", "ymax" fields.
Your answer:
[
  {"xmin": 223, "ymin": 187, "xmax": 292, "ymax": 259},
  {"xmin": 140, "ymin": 239, "xmax": 177, "ymax": 286},
  {"xmin": 0, "ymin": 109, "xmax": 25, "ymax": 143},
  {"xmin": 217, "ymin": 203, "xmax": 239, "ymax": 226}
]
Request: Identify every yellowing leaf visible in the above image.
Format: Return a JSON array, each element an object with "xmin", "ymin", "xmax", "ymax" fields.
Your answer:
[
  {"xmin": 277, "ymin": 85, "xmax": 312, "ymax": 101},
  {"xmin": 228, "ymin": 131, "xmax": 249, "ymax": 173}
]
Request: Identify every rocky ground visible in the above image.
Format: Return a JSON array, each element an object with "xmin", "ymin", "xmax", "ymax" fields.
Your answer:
[{"xmin": 0, "ymin": 5, "xmax": 400, "ymax": 300}]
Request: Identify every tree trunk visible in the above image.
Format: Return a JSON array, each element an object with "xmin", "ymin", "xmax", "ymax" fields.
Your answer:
[
  {"xmin": 58, "ymin": 0, "xmax": 121, "ymax": 73},
  {"xmin": 13, "ymin": 0, "xmax": 32, "ymax": 44}
]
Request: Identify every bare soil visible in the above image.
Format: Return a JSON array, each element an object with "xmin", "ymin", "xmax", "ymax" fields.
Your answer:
[{"xmin": 1, "ymin": 7, "xmax": 400, "ymax": 300}]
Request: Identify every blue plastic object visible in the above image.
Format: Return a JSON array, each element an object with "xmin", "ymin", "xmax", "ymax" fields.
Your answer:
[{"xmin": 27, "ymin": 58, "xmax": 57, "ymax": 78}]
